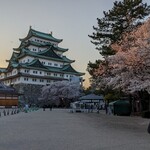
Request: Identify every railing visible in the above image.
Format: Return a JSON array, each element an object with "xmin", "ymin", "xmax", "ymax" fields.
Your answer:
[
  {"xmin": 0, "ymin": 108, "xmax": 20, "ymax": 117},
  {"xmin": 0, "ymin": 107, "xmax": 39, "ymax": 118}
]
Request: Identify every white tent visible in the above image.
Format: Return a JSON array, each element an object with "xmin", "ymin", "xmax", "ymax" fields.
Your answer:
[{"xmin": 79, "ymin": 94, "xmax": 104, "ymax": 104}]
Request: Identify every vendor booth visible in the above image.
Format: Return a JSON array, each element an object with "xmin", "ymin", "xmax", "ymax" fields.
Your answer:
[
  {"xmin": 0, "ymin": 82, "xmax": 20, "ymax": 108},
  {"xmin": 79, "ymin": 94, "xmax": 104, "ymax": 106},
  {"xmin": 70, "ymin": 94, "xmax": 104, "ymax": 112}
]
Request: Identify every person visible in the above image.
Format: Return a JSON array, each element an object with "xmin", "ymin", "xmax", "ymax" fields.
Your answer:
[
  {"xmin": 105, "ymin": 103, "xmax": 108, "ymax": 114},
  {"xmin": 147, "ymin": 122, "xmax": 150, "ymax": 134},
  {"xmin": 43, "ymin": 105, "xmax": 46, "ymax": 111},
  {"xmin": 90, "ymin": 105, "xmax": 93, "ymax": 113},
  {"xmin": 49, "ymin": 105, "xmax": 52, "ymax": 111},
  {"xmin": 107, "ymin": 106, "xmax": 112, "ymax": 115},
  {"xmin": 97, "ymin": 104, "xmax": 100, "ymax": 113}
]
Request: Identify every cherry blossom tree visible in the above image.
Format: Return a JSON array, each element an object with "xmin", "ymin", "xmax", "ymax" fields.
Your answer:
[
  {"xmin": 92, "ymin": 18, "xmax": 150, "ymax": 111},
  {"xmin": 107, "ymin": 18, "xmax": 150, "ymax": 94},
  {"xmin": 39, "ymin": 81, "xmax": 82, "ymax": 107}
]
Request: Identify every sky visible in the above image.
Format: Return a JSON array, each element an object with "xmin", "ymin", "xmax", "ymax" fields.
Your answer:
[{"xmin": 0, "ymin": 0, "xmax": 149, "ymax": 88}]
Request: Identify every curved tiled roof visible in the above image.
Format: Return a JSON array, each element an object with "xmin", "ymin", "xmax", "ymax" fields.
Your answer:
[
  {"xmin": 14, "ymin": 40, "xmax": 68, "ymax": 52},
  {"xmin": 0, "ymin": 81, "xmax": 19, "ymax": 94},
  {"xmin": 0, "ymin": 68, "xmax": 6, "ymax": 73},
  {"xmin": 16, "ymin": 48, "xmax": 73, "ymax": 63},
  {"xmin": 62, "ymin": 65, "xmax": 85, "ymax": 76},
  {"xmin": 38, "ymin": 47, "xmax": 62, "ymax": 59},
  {"xmin": 21, "ymin": 59, "xmax": 48, "ymax": 70},
  {"xmin": 20, "ymin": 28, "xmax": 62, "ymax": 43}
]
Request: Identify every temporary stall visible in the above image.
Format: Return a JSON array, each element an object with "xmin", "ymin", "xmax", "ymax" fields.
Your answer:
[
  {"xmin": 109, "ymin": 100, "xmax": 131, "ymax": 116},
  {"xmin": 79, "ymin": 94, "xmax": 104, "ymax": 104}
]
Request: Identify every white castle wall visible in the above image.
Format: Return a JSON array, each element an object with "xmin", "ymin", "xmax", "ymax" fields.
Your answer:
[
  {"xmin": 19, "ymin": 56, "xmax": 64, "ymax": 68},
  {"xmin": 29, "ymin": 36, "xmax": 58, "ymax": 47}
]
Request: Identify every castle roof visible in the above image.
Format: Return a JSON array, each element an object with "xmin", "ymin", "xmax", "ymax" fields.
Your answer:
[
  {"xmin": 14, "ymin": 41, "xmax": 68, "ymax": 52},
  {"xmin": 22, "ymin": 59, "xmax": 48, "ymax": 70},
  {"xmin": 0, "ymin": 68, "xmax": 7, "ymax": 73},
  {"xmin": 16, "ymin": 48, "xmax": 74, "ymax": 63},
  {"xmin": 20, "ymin": 28, "xmax": 62, "ymax": 43},
  {"xmin": 0, "ymin": 28, "xmax": 85, "ymax": 81},
  {"xmin": 22, "ymin": 59, "xmax": 83, "ymax": 75},
  {"xmin": 6, "ymin": 52, "xmax": 19, "ymax": 62},
  {"xmin": 62, "ymin": 65, "xmax": 85, "ymax": 76},
  {"xmin": 0, "ymin": 81, "xmax": 20, "ymax": 95}
]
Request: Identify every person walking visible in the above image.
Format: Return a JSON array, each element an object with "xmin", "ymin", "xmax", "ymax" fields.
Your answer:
[
  {"xmin": 49, "ymin": 105, "xmax": 52, "ymax": 111},
  {"xmin": 97, "ymin": 104, "xmax": 100, "ymax": 113},
  {"xmin": 147, "ymin": 122, "xmax": 150, "ymax": 133}
]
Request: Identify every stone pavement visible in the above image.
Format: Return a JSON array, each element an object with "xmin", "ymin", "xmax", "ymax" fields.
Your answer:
[{"xmin": 0, "ymin": 109, "xmax": 150, "ymax": 150}]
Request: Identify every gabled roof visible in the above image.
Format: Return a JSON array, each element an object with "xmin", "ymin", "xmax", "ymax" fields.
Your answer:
[
  {"xmin": 14, "ymin": 41, "xmax": 47, "ymax": 52},
  {"xmin": 0, "ymin": 68, "xmax": 7, "ymax": 73},
  {"xmin": 62, "ymin": 56, "xmax": 75, "ymax": 63},
  {"xmin": 6, "ymin": 52, "xmax": 19, "ymax": 62},
  {"xmin": 21, "ymin": 59, "xmax": 48, "ymax": 70},
  {"xmin": 14, "ymin": 40, "xmax": 68, "ymax": 53},
  {"xmin": 23, "ymin": 40, "xmax": 44, "ymax": 47},
  {"xmin": 2, "ymin": 61, "xmax": 84, "ymax": 76},
  {"xmin": 13, "ymin": 42, "xmax": 26, "ymax": 51},
  {"xmin": 52, "ymin": 45, "xmax": 68, "ymax": 52},
  {"xmin": 62, "ymin": 64, "xmax": 85, "ymax": 76},
  {"xmin": 5, "ymin": 61, "xmax": 19, "ymax": 72},
  {"xmin": 0, "ymin": 81, "xmax": 20, "ymax": 95},
  {"xmin": 20, "ymin": 28, "xmax": 62, "ymax": 43},
  {"xmin": 79, "ymin": 94, "xmax": 104, "ymax": 100},
  {"xmin": 27, "ymin": 41, "xmax": 68, "ymax": 52},
  {"xmin": 17, "ymin": 48, "xmax": 73, "ymax": 63},
  {"xmin": 38, "ymin": 47, "xmax": 63, "ymax": 59}
]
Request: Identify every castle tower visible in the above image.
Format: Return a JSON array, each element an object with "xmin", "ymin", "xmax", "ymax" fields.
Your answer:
[{"xmin": 0, "ymin": 28, "xmax": 84, "ymax": 105}]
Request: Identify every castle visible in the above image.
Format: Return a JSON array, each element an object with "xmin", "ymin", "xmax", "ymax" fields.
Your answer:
[{"xmin": 0, "ymin": 27, "xmax": 84, "ymax": 105}]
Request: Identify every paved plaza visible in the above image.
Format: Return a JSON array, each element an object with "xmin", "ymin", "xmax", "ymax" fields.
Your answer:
[{"xmin": 0, "ymin": 109, "xmax": 150, "ymax": 150}]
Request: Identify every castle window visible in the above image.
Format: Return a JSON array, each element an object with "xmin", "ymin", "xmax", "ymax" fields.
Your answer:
[
  {"xmin": 24, "ymin": 78, "xmax": 28, "ymax": 81},
  {"xmin": 32, "ymin": 48, "xmax": 37, "ymax": 52},
  {"xmin": 54, "ymin": 64, "xmax": 58, "ymax": 66},
  {"xmin": 60, "ymin": 74, "xmax": 64, "ymax": 77},
  {"xmin": 47, "ymin": 80, "xmax": 51, "ymax": 83},
  {"xmin": 54, "ymin": 73, "xmax": 57, "ymax": 76},
  {"xmin": 40, "ymin": 71, "xmax": 42, "ymax": 74},
  {"xmin": 33, "ymin": 71, "xmax": 37, "ymax": 74},
  {"xmin": 47, "ymin": 73, "xmax": 51, "ymax": 76},
  {"xmin": 24, "ymin": 69, "xmax": 29, "ymax": 73},
  {"xmin": 40, "ymin": 79, "xmax": 44, "ymax": 82},
  {"xmin": 32, "ymin": 78, "xmax": 36, "ymax": 82}
]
